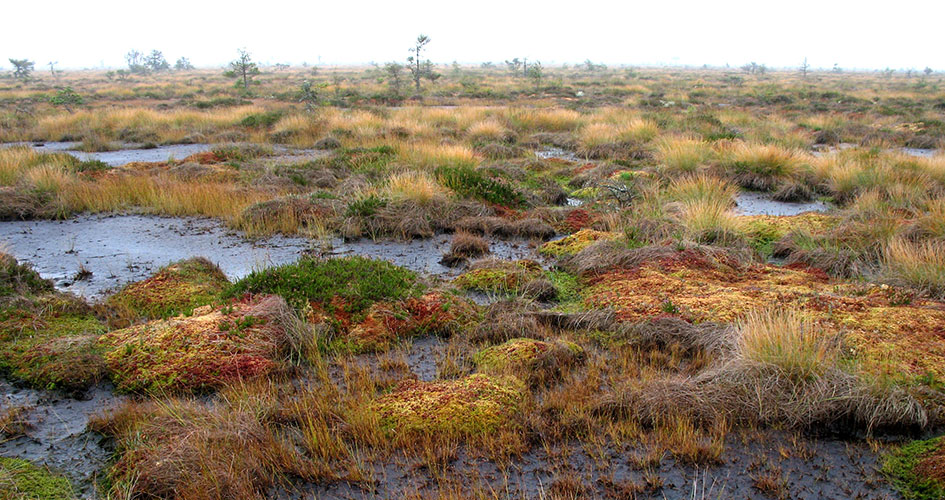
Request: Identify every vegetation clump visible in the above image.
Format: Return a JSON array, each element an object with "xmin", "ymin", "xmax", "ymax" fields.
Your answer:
[
  {"xmin": 106, "ymin": 257, "xmax": 230, "ymax": 321},
  {"xmin": 538, "ymin": 229, "xmax": 621, "ymax": 257},
  {"xmin": 454, "ymin": 259, "xmax": 544, "ymax": 295},
  {"xmin": 474, "ymin": 337, "xmax": 584, "ymax": 383}
]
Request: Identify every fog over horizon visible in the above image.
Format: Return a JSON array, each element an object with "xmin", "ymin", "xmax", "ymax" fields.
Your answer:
[{"xmin": 2, "ymin": 0, "xmax": 943, "ymax": 72}]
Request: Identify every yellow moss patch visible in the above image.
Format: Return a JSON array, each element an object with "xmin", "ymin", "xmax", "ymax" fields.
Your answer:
[
  {"xmin": 372, "ymin": 374, "xmax": 525, "ymax": 436},
  {"xmin": 538, "ymin": 230, "xmax": 621, "ymax": 257}
]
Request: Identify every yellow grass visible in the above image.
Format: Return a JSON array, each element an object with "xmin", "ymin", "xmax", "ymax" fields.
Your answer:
[
  {"xmin": 385, "ymin": 170, "xmax": 449, "ymax": 205},
  {"xmin": 883, "ymin": 238, "xmax": 945, "ymax": 297},
  {"xmin": 735, "ymin": 308, "xmax": 836, "ymax": 381}
]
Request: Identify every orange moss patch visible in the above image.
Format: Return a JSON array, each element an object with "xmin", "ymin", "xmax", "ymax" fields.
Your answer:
[
  {"xmin": 99, "ymin": 295, "xmax": 294, "ymax": 393},
  {"xmin": 916, "ymin": 440, "xmax": 945, "ymax": 486},
  {"xmin": 583, "ymin": 251, "xmax": 945, "ymax": 383}
]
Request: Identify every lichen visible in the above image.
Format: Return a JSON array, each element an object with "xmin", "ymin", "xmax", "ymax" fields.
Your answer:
[{"xmin": 372, "ymin": 374, "xmax": 526, "ymax": 436}]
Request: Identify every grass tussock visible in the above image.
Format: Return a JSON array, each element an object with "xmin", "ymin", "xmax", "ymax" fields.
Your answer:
[{"xmin": 883, "ymin": 238, "xmax": 945, "ymax": 298}]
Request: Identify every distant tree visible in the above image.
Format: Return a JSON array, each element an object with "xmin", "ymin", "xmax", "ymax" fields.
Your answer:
[
  {"xmin": 274, "ymin": 63, "xmax": 290, "ymax": 71},
  {"xmin": 925, "ymin": 67, "xmax": 934, "ymax": 76},
  {"xmin": 48, "ymin": 61, "xmax": 60, "ymax": 80},
  {"xmin": 480, "ymin": 61, "xmax": 495, "ymax": 69},
  {"xmin": 145, "ymin": 50, "xmax": 170, "ymax": 72},
  {"xmin": 883, "ymin": 67, "xmax": 895, "ymax": 78},
  {"xmin": 174, "ymin": 57, "xmax": 194, "ymax": 71},
  {"xmin": 832, "ymin": 63, "xmax": 842, "ymax": 73},
  {"xmin": 384, "ymin": 62, "xmax": 406, "ymax": 98},
  {"xmin": 125, "ymin": 50, "xmax": 148, "ymax": 74},
  {"xmin": 298, "ymin": 80, "xmax": 323, "ymax": 110},
  {"xmin": 9, "ymin": 59, "xmax": 34, "ymax": 81},
  {"xmin": 407, "ymin": 34, "xmax": 435, "ymax": 93},
  {"xmin": 224, "ymin": 48, "xmax": 260, "ymax": 89},
  {"xmin": 505, "ymin": 58, "xmax": 522, "ymax": 75},
  {"xmin": 800, "ymin": 57, "xmax": 809, "ymax": 78},
  {"xmin": 49, "ymin": 86, "xmax": 83, "ymax": 111},
  {"xmin": 527, "ymin": 60, "xmax": 543, "ymax": 90},
  {"xmin": 584, "ymin": 59, "xmax": 606, "ymax": 72}
]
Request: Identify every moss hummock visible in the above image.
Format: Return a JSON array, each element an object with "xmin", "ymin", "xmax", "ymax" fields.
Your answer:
[
  {"xmin": 453, "ymin": 260, "xmax": 544, "ymax": 295},
  {"xmin": 538, "ymin": 229, "xmax": 621, "ymax": 257},
  {"xmin": 107, "ymin": 257, "xmax": 230, "ymax": 320},
  {"xmin": 0, "ymin": 254, "xmax": 107, "ymax": 391},
  {"xmin": 0, "ymin": 457, "xmax": 75, "ymax": 499},
  {"xmin": 373, "ymin": 374, "xmax": 526, "ymax": 436},
  {"xmin": 99, "ymin": 295, "xmax": 295, "ymax": 393}
]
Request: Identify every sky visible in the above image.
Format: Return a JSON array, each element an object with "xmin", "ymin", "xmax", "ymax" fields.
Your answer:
[{"xmin": 2, "ymin": 0, "xmax": 943, "ymax": 71}]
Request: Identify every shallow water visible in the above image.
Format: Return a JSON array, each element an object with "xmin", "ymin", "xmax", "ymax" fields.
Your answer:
[
  {"xmin": 535, "ymin": 147, "xmax": 580, "ymax": 162},
  {"xmin": 3, "ymin": 141, "xmax": 214, "ymax": 166},
  {"xmin": 736, "ymin": 191, "xmax": 830, "ymax": 216},
  {"xmin": 0, "ymin": 215, "xmax": 538, "ymax": 300}
]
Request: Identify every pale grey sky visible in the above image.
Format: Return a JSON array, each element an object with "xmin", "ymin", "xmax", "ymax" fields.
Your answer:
[{"xmin": 2, "ymin": 0, "xmax": 942, "ymax": 71}]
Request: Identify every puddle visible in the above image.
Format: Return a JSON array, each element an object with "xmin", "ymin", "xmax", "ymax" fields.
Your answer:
[
  {"xmin": 0, "ymin": 380, "xmax": 124, "ymax": 498},
  {"xmin": 736, "ymin": 192, "xmax": 829, "ymax": 216},
  {"xmin": 3, "ymin": 142, "xmax": 213, "ymax": 166},
  {"xmin": 535, "ymin": 147, "xmax": 580, "ymax": 162},
  {"xmin": 0, "ymin": 215, "xmax": 537, "ymax": 300},
  {"xmin": 901, "ymin": 147, "xmax": 937, "ymax": 158},
  {"xmin": 566, "ymin": 197, "xmax": 584, "ymax": 206}
]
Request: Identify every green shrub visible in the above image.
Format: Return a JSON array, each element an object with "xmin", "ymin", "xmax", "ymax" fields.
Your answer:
[{"xmin": 435, "ymin": 165, "xmax": 526, "ymax": 207}]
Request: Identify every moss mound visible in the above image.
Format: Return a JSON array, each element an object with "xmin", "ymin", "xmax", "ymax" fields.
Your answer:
[
  {"xmin": 99, "ymin": 295, "xmax": 298, "ymax": 393},
  {"xmin": 334, "ymin": 291, "xmax": 479, "ymax": 353},
  {"xmin": 883, "ymin": 436, "xmax": 945, "ymax": 500},
  {"xmin": 373, "ymin": 374, "xmax": 525, "ymax": 436},
  {"xmin": 0, "ymin": 253, "xmax": 106, "ymax": 391},
  {"xmin": 538, "ymin": 229, "xmax": 621, "ymax": 257},
  {"xmin": 474, "ymin": 337, "xmax": 584, "ymax": 383},
  {"xmin": 107, "ymin": 257, "xmax": 230, "ymax": 320},
  {"xmin": 0, "ymin": 457, "xmax": 75, "ymax": 499}
]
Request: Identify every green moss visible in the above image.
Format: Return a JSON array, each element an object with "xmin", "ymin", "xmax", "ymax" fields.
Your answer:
[
  {"xmin": 372, "ymin": 374, "xmax": 525, "ymax": 436},
  {"xmin": 546, "ymin": 271, "xmax": 582, "ymax": 304},
  {"xmin": 227, "ymin": 256, "xmax": 421, "ymax": 315},
  {"xmin": 0, "ymin": 457, "xmax": 75, "ymax": 500},
  {"xmin": 0, "ymin": 255, "xmax": 52, "ymax": 298},
  {"xmin": 107, "ymin": 257, "xmax": 230, "ymax": 320},
  {"xmin": 474, "ymin": 338, "xmax": 549, "ymax": 372},
  {"xmin": 883, "ymin": 437, "xmax": 945, "ymax": 500}
]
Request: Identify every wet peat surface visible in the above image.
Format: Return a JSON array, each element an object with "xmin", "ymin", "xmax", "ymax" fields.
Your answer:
[
  {"xmin": 0, "ymin": 215, "xmax": 537, "ymax": 300},
  {"xmin": 0, "ymin": 380, "xmax": 125, "ymax": 499}
]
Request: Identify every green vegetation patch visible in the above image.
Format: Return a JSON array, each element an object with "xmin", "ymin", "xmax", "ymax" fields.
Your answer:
[
  {"xmin": 227, "ymin": 256, "xmax": 421, "ymax": 316},
  {"xmin": 883, "ymin": 436, "xmax": 945, "ymax": 500},
  {"xmin": 107, "ymin": 257, "xmax": 230, "ymax": 320},
  {"xmin": 373, "ymin": 373, "xmax": 525, "ymax": 436},
  {"xmin": 0, "ymin": 457, "xmax": 75, "ymax": 500}
]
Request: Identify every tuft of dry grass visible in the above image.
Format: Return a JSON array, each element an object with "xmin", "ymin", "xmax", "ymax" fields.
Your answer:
[
  {"xmin": 883, "ymin": 238, "xmax": 945, "ymax": 298},
  {"xmin": 733, "ymin": 308, "xmax": 835, "ymax": 382},
  {"xmin": 656, "ymin": 136, "xmax": 715, "ymax": 175},
  {"xmin": 384, "ymin": 170, "xmax": 450, "ymax": 205}
]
